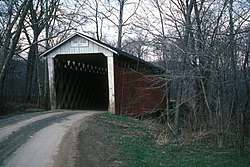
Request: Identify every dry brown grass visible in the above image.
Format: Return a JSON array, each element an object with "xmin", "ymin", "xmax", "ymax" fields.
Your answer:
[{"xmin": 142, "ymin": 118, "xmax": 214, "ymax": 146}]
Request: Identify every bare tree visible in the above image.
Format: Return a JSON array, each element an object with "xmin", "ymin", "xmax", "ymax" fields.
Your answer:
[
  {"xmin": 23, "ymin": 0, "xmax": 61, "ymax": 106},
  {"xmin": 132, "ymin": 0, "xmax": 250, "ymax": 150},
  {"xmin": 0, "ymin": 0, "xmax": 32, "ymax": 107},
  {"xmin": 76, "ymin": 0, "xmax": 141, "ymax": 48}
]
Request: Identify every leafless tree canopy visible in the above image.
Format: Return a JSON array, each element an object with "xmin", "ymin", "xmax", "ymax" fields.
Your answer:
[{"xmin": 0, "ymin": 0, "xmax": 249, "ymax": 153}]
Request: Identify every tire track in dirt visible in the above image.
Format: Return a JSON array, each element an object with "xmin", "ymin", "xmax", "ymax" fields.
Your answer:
[
  {"xmin": 0, "ymin": 111, "xmax": 62, "ymax": 142},
  {"xmin": 4, "ymin": 112, "xmax": 98, "ymax": 167},
  {"xmin": 0, "ymin": 111, "xmax": 75, "ymax": 165},
  {"xmin": 0, "ymin": 111, "xmax": 57, "ymax": 128}
]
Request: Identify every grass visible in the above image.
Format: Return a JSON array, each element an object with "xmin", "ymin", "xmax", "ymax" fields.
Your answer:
[{"xmin": 97, "ymin": 113, "xmax": 250, "ymax": 167}]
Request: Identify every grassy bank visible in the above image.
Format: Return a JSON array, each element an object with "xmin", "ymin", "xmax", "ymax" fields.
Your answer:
[{"xmin": 96, "ymin": 113, "xmax": 250, "ymax": 167}]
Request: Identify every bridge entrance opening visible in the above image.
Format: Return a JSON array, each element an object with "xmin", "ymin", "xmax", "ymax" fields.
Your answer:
[{"xmin": 54, "ymin": 54, "xmax": 109, "ymax": 110}]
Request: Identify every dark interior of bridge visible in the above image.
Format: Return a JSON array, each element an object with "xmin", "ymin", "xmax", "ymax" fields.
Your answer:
[{"xmin": 54, "ymin": 54, "xmax": 109, "ymax": 110}]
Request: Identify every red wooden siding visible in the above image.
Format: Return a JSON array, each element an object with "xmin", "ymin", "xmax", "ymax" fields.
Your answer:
[{"xmin": 115, "ymin": 66, "xmax": 166, "ymax": 116}]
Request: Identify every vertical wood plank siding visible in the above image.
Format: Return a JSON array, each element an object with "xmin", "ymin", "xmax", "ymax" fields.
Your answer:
[{"xmin": 115, "ymin": 66, "xmax": 166, "ymax": 116}]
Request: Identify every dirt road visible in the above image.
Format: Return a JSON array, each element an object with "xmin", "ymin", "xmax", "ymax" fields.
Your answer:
[{"xmin": 0, "ymin": 110, "xmax": 101, "ymax": 167}]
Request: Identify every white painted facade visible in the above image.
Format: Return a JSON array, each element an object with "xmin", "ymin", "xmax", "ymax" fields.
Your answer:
[{"xmin": 42, "ymin": 33, "xmax": 116, "ymax": 114}]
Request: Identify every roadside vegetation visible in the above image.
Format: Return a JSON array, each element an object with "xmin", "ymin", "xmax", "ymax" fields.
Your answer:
[
  {"xmin": 95, "ymin": 113, "xmax": 250, "ymax": 167},
  {"xmin": 0, "ymin": 103, "xmax": 44, "ymax": 120}
]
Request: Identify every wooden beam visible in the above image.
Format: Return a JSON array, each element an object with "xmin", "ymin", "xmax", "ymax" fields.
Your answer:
[
  {"xmin": 47, "ymin": 57, "xmax": 56, "ymax": 110},
  {"xmin": 106, "ymin": 54, "xmax": 116, "ymax": 114}
]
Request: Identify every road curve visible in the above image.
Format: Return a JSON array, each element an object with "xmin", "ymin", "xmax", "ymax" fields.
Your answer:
[{"xmin": 0, "ymin": 110, "xmax": 101, "ymax": 167}]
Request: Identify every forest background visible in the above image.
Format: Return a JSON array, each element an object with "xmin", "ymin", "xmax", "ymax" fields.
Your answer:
[{"xmin": 0, "ymin": 0, "xmax": 249, "ymax": 154}]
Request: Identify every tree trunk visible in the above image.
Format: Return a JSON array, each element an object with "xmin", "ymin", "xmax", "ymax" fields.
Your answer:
[
  {"xmin": 174, "ymin": 83, "xmax": 182, "ymax": 136},
  {"xmin": 44, "ymin": 0, "xmax": 50, "ymax": 109},
  {"xmin": 35, "ymin": 54, "xmax": 43, "ymax": 108},
  {"xmin": 25, "ymin": 43, "xmax": 37, "ymax": 102},
  {"xmin": 117, "ymin": 0, "xmax": 124, "ymax": 49},
  {"xmin": 216, "ymin": 85, "xmax": 224, "ymax": 148}
]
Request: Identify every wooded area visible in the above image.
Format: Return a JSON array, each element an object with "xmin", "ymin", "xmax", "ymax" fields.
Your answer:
[{"xmin": 0, "ymin": 0, "xmax": 249, "ymax": 153}]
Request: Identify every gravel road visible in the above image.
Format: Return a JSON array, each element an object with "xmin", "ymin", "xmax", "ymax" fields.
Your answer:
[{"xmin": 0, "ymin": 110, "xmax": 101, "ymax": 167}]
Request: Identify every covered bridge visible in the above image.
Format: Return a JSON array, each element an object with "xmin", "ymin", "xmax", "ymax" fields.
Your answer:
[{"xmin": 42, "ymin": 33, "xmax": 167, "ymax": 115}]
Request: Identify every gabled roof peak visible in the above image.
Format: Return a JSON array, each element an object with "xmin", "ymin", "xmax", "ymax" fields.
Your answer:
[
  {"xmin": 40, "ymin": 32, "xmax": 163, "ymax": 71},
  {"xmin": 40, "ymin": 32, "xmax": 118, "ymax": 57}
]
